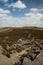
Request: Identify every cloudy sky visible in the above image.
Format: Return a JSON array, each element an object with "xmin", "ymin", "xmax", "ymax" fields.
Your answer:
[{"xmin": 0, "ymin": 0, "xmax": 43, "ymax": 27}]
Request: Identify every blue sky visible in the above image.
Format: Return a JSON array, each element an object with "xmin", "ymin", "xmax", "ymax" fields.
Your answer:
[{"xmin": 0, "ymin": 0, "xmax": 43, "ymax": 27}]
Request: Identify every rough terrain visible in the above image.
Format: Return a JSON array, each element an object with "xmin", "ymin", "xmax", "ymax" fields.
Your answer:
[{"xmin": 0, "ymin": 27, "xmax": 43, "ymax": 65}]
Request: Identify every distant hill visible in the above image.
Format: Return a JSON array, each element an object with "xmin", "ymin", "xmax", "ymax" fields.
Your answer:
[{"xmin": 0, "ymin": 27, "xmax": 43, "ymax": 43}]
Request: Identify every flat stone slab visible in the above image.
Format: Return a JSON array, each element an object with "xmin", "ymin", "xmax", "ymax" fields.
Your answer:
[{"xmin": 23, "ymin": 51, "xmax": 43, "ymax": 65}]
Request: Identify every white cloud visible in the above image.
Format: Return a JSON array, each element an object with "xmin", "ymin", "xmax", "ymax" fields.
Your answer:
[
  {"xmin": 25, "ymin": 12, "xmax": 43, "ymax": 19},
  {"xmin": 24, "ymin": 8, "xmax": 43, "ymax": 27},
  {"xmin": 0, "ymin": 8, "xmax": 10, "ymax": 18},
  {"xmin": 0, "ymin": 0, "xmax": 8, "ymax": 2},
  {"xmin": 0, "ymin": 12, "xmax": 43, "ymax": 27},
  {"xmin": 0, "ymin": 8, "xmax": 23, "ymax": 27},
  {"xmin": 30, "ymin": 8, "xmax": 43, "ymax": 12},
  {"xmin": 0, "ymin": 14, "xmax": 8, "ymax": 18},
  {"xmin": 0, "ymin": 8, "xmax": 43, "ymax": 27},
  {"xmin": 25, "ymin": 13, "xmax": 34, "ymax": 16},
  {"xmin": 0, "ymin": 8, "xmax": 22, "ymax": 27},
  {"xmin": 0, "ymin": 8, "xmax": 10, "ymax": 14},
  {"xmin": 25, "ymin": 8, "xmax": 43, "ymax": 19},
  {"xmin": 21, "ymin": 17, "xmax": 43, "ymax": 27},
  {"xmin": 30, "ymin": 8, "xmax": 38, "ymax": 12},
  {"xmin": 0, "ymin": 16, "xmax": 23, "ymax": 27},
  {"xmin": 7, "ymin": 0, "xmax": 26, "ymax": 9}
]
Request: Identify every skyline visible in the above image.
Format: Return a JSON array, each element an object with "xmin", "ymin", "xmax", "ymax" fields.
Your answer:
[{"xmin": 0, "ymin": 0, "xmax": 43, "ymax": 27}]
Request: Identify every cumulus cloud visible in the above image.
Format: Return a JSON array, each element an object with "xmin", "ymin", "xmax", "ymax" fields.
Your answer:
[
  {"xmin": 24, "ymin": 8, "xmax": 43, "ymax": 27},
  {"xmin": 25, "ymin": 12, "xmax": 43, "ymax": 19},
  {"xmin": 0, "ymin": 8, "xmax": 43, "ymax": 27},
  {"xmin": 21, "ymin": 16, "xmax": 43, "ymax": 27},
  {"xmin": 0, "ymin": 8, "xmax": 10, "ymax": 14},
  {"xmin": 30, "ymin": 8, "xmax": 43, "ymax": 12},
  {"xmin": 0, "ymin": 8, "xmax": 10, "ymax": 18},
  {"xmin": 0, "ymin": 8, "xmax": 23, "ymax": 27},
  {"xmin": 0, "ymin": 15, "xmax": 23, "ymax": 27},
  {"xmin": 7, "ymin": 0, "xmax": 26, "ymax": 9},
  {"xmin": 30, "ymin": 8, "xmax": 39, "ymax": 12},
  {"xmin": 0, "ymin": 8, "xmax": 22, "ymax": 27},
  {"xmin": 25, "ymin": 8, "xmax": 43, "ymax": 19},
  {"xmin": 0, "ymin": 14, "xmax": 8, "ymax": 18},
  {"xmin": 0, "ymin": 0, "xmax": 8, "ymax": 2}
]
